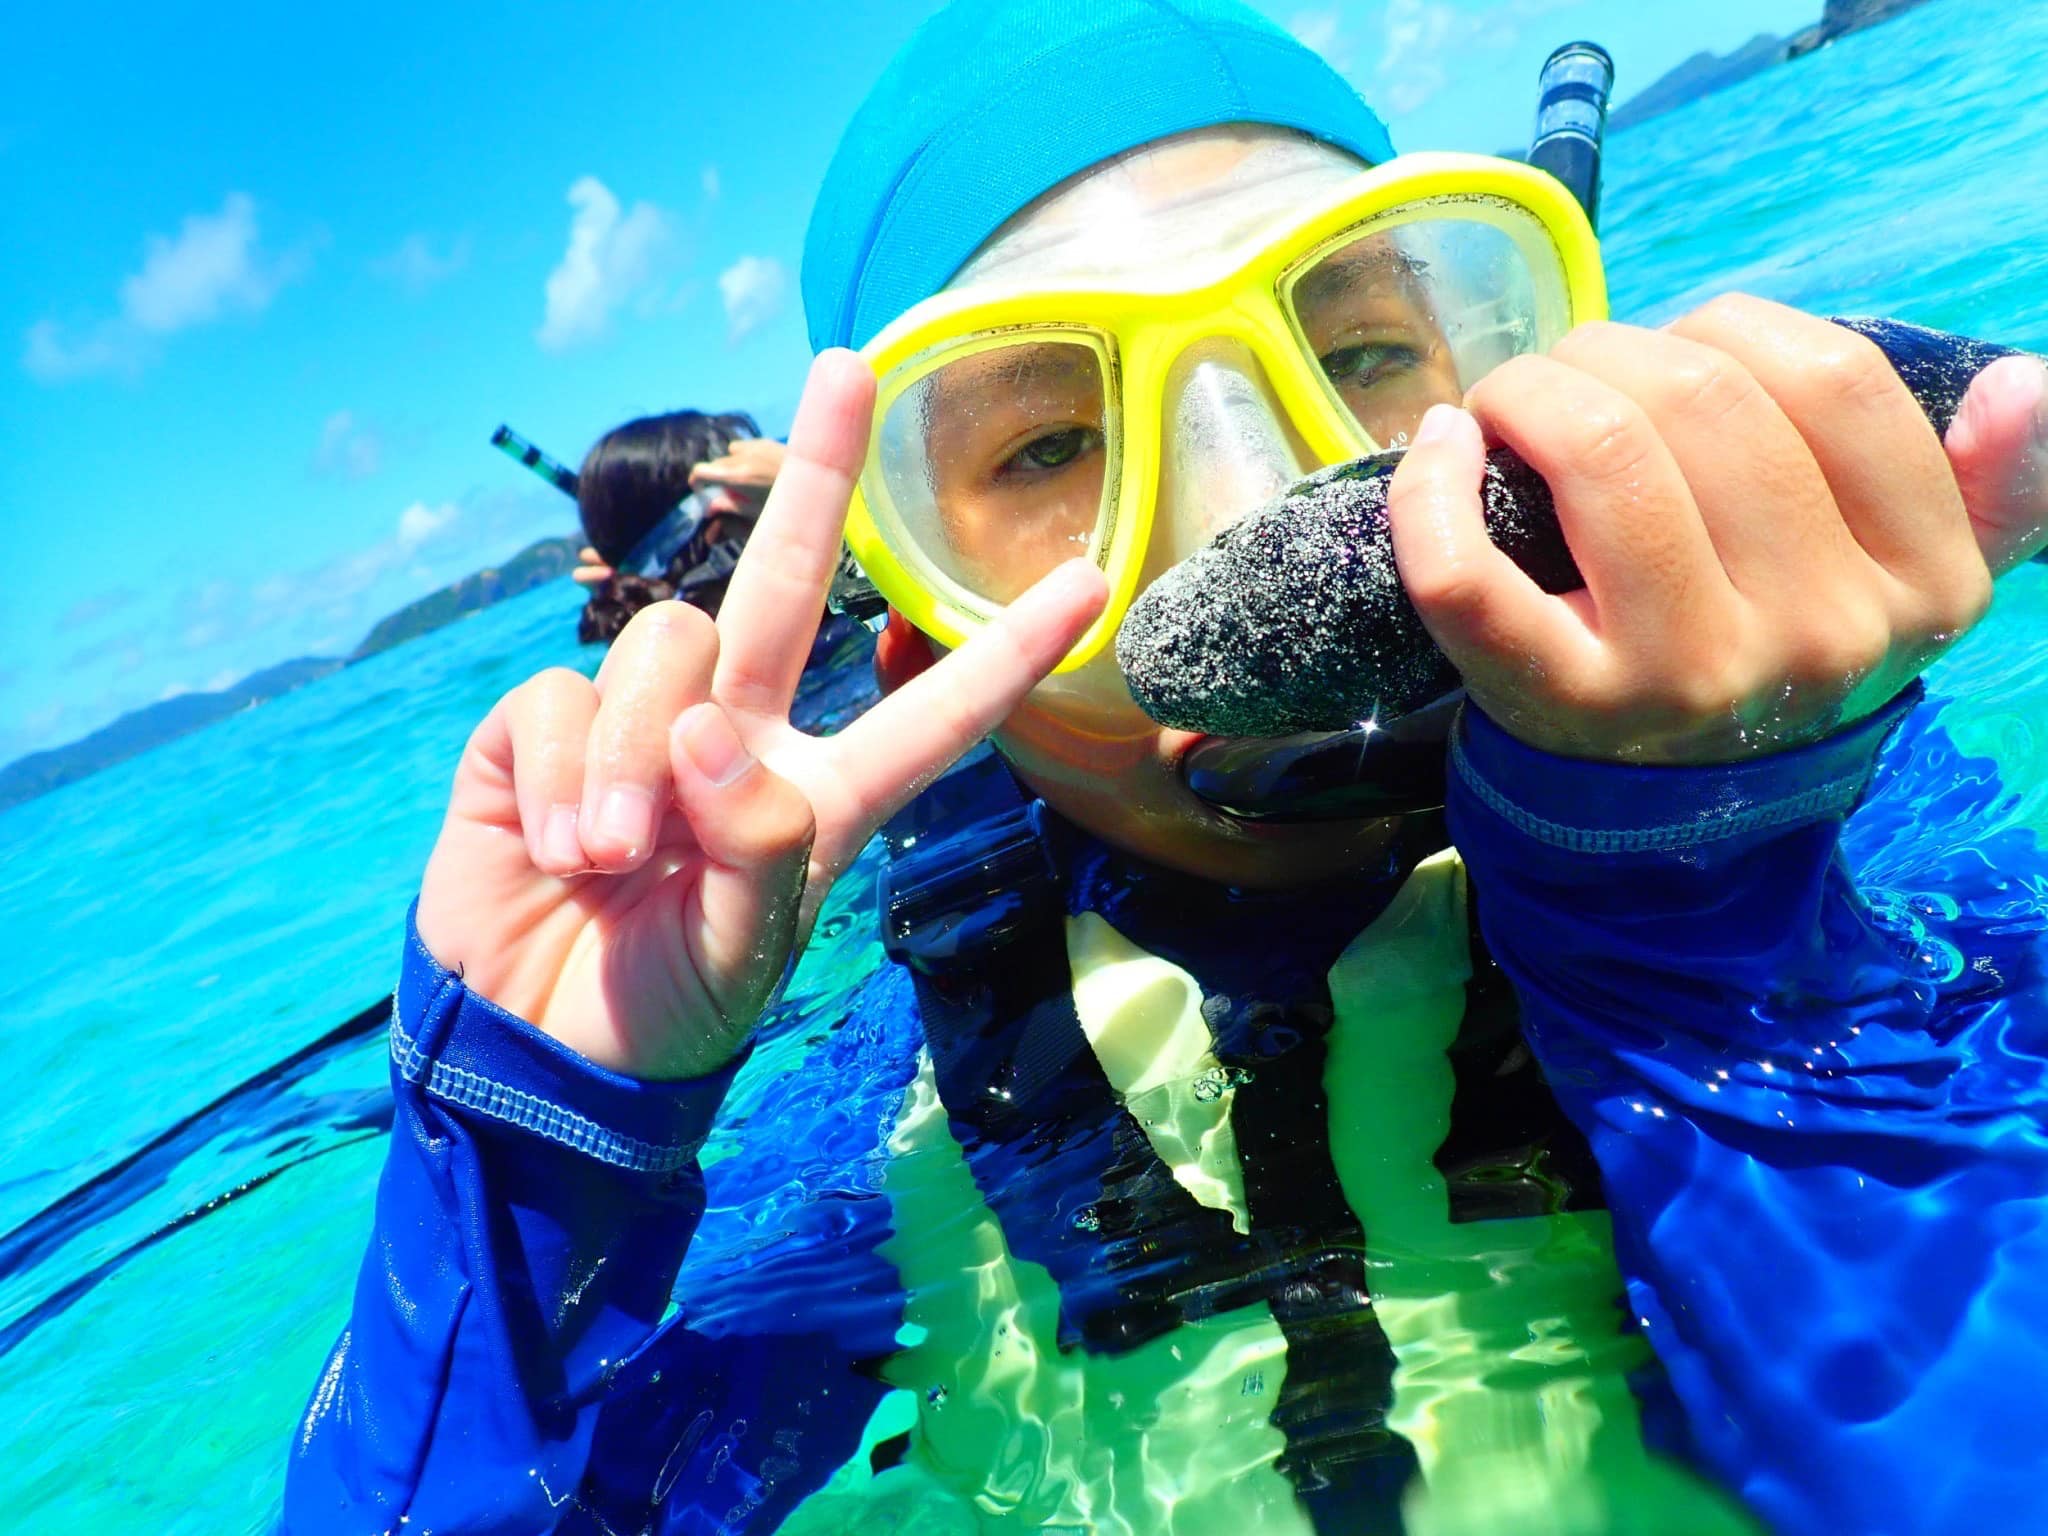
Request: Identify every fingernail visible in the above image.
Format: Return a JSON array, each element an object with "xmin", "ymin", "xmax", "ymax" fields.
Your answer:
[
  {"xmin": 542, "ymin": 804, "xmax": 583, "ymax": 869},
  {"xmin": 1412, "ymin": 403, "xmax": 1462, "ymax": 448},
  {"xmin": 594, "ymin": 786, "xmax": 655, "ymax": 856},
  {"xmin": 677, "ymin": 705, "xmax": 753, "ymax": 786}
]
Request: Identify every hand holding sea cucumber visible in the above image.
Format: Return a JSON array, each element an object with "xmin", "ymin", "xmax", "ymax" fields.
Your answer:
[
  {"xmin": 1385, "ymin": 296, "xmax": 2040, "ymax": 763},
  {"xmin": 1122, "ymin": 299, "xmax": 2046, "ymax": 758}
]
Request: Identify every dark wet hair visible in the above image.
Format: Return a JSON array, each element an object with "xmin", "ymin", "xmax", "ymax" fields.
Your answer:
[
  {"xmin": 576, "ymin": 408, "xmax": 760, "ymax": 568},
  {"xmin": 579, "ymin": 571, "xmax": 675, "ymax": 645},
  {"xmin": 578, "ymin": 505, "xmax": 759, "ymax": 645}
]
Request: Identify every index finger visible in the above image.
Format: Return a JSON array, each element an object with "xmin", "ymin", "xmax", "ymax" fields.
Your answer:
[
  {"xmin": 820, "ymin": 560, "xmax": 1107, "ymax": 836},
  {"xmin": 712, "ymin": 351, "xmax": 876, "ymax": 719}
]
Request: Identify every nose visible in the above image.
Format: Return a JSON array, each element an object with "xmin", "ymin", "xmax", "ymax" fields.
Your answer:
[{"xmin": 1151, "ymin": 340, "xmax": 1315, "ymax": 571}]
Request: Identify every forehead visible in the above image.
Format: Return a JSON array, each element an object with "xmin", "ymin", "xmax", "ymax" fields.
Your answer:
[{"xmin": 948, "ymin": 126, "xmax": 1370, "ymax": 292}]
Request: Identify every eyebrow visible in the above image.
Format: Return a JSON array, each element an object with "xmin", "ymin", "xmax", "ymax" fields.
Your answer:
[
  {"xmin": 923, "ymin": 343, "xmax": 1102, "ymax": 416},
  {"xmin": 1294, "ymin": 246, "xmax": 1431, "ymax": 312}
]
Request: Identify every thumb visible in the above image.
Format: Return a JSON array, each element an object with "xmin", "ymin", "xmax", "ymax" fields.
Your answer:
[{"xmin": 1945, "ymin": 353, "xmax": 2048, "ymax": 575}]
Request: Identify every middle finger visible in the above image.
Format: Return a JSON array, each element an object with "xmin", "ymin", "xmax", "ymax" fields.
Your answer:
[
  {"xmin": 1670, "ymin": 295, "xmax": 1976, "ymax": 592},
  {"xmin": 1551, "ymin": 320, "xmax": 1860, "ymax": 602}
]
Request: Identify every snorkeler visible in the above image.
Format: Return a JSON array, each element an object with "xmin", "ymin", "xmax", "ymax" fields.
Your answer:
[
  {"xmin": 285, "ymin": 2, "xmax": 2048, "ymax": 1533},
  {"xmin": 570, "ymin": 409, "xmax": 782, "ymax": 640}
]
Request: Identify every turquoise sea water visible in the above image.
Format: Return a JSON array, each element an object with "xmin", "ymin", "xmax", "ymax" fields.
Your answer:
[{"xmin": 4, "ymin": 1, "xmax": 2046, "ymax": 1527}]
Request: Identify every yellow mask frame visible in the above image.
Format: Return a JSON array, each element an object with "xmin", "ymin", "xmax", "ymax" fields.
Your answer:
[{"xmin": 847, "ymin": 151, "xmax": 1610, "ymax": 673}]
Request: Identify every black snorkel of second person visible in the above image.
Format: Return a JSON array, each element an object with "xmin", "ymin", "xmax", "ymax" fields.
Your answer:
[{"xmin": 1169, "ymin": 41, "xmax": 1616, "ymax": 824}]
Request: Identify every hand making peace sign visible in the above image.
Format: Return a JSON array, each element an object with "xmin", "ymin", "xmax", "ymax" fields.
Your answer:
[{"xmin": 416, "ymin": 351, "xmax": 1107, "ymax": 1080}]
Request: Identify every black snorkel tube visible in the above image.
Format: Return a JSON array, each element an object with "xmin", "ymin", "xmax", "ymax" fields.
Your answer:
[
  {"xmin": 1528, "ymin": 42, "xmax": 1615, "ymax": 231},
  {"xmin": 1176, "ymin": 42, "xmax": 1619, "ymax": 823},
  {"xmin": 489, "ymin": 424, "xmax": 582, "ymax": 501}
]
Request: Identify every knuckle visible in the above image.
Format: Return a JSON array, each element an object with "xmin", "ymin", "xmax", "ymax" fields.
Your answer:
[
  {"xmin": 1952, "ymin": 565, "xmax": 1995, "ymax": 630},
  {"xmin": 774, "ymin": 783, "xmax": 820, "ymax": 852},
  {"xmin": 1803, "ymin": 333, "xmax": 1898, "ymax": 411},
  {"xmin": 930, "ymin": 688, "xmax": 987, "ymax": 752},
  {"xmin": 1569, "ymin": 405, "xmax": 1657, "ymax": 485},
  {"xmin": 1655, "ymin": 352, "xmax": 1755, "ymax": 427},
  {"xmin": 1661, "ymin": 657, "xmax": 1749, "ymax": 720},
  {"xmin": 1403, "ymin": 561, "xmax": 1490, "ymax": 622},
  {"xmin": 1682, "ymin": 291, "xmax": 1771, "ymax": 341},
  {"xmin": 1921, "ymin": 561, "xmax": 1993, "ymax": 636},
  {"xmin": 1549, "ymin": 320, "xmax": 1627, "ymax": 367},
  {"xmin": 742, "ymin": 771, "xmax": 818, "ymax": 858},
  {"xmin": 1791, "ymin": 613, "xmax": 1890, "ymax": 687}
]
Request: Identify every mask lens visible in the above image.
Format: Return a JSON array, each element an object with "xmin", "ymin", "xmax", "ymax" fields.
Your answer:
[
  {"xmin": 870, "ymin": 332, "xmax": 1116, "ymax": 613},
  {"xmin": 1286, "ymin": 208, "xmax": 1561, "ymax": 448}
]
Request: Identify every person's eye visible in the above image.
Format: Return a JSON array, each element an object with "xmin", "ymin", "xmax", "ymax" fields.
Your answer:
[
  {"xmin": 996, "ymin": 426, "xmax": 1101, "ymax": 479},
  {"xmin": 1320, "ymin": 342, "xmax": 1422, "ymax": 387}
]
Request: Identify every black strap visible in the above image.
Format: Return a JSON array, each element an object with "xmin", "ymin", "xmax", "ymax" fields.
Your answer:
[{"xmin": 879, "ymin": 771, "xmax": 1414, "ymax": 1524}]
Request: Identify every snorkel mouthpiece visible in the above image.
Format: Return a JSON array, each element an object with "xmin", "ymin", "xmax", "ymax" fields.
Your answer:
[
  {"xmin": 1122, "ymin": 319, "xmax": 2032, "ymax": 748},
  {"xmin": 1180, "ymin": 690, "xmax": 1467, "ymax": 820}
]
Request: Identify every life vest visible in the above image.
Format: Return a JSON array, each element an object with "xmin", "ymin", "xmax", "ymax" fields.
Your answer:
[{"xmin": 781, "ymin": 755, "xmax": 1758, "ymax": 1535}]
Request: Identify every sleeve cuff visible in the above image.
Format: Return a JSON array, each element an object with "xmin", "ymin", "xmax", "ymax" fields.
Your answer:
[
  {"xmin": 1450, "ymin": 684, "xmax": 1923, "ymax": 855},
  {"xmin": 391, "ymin": 901, "xmax": 742, "ymax": 1174}
]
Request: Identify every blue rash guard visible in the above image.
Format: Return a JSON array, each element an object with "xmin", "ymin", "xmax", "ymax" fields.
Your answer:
[{"xmin": 284, "ymin": 686, "xmax": 2048, "ymax": 1536}]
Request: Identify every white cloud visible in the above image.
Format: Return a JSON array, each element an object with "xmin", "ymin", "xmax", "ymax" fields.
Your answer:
[
  {"xmin": 717, "ymin": 255, "xmax": 787, "ymax": 343},
  {"xmin": 121, "ymin": 193, "xmax": 295, "ymax": 333},
  {"xmin": 1359, "ymin": 0, "xmax": 1581, "ymax": 117},
  {"xmin": 537, "ymin": 177, "xmax": 673, "ymax": 351},
  {"xmin": 1375, "ymin": 0, "xmax": 1463, "ymax": 114},
  {"xmin": 22, "ymin": 192, "xmax": 308, "ymax": 383},
  {"xmin": 397, "ymin": 500, "xmax": 461, "ymax": 551},
  {"xmin": 313, "ymin": 409, "xmax": 383, "ymax": 480},
  {"xmin": 1288, "ymin": 9, "xmax": 1354, "ymax": 71},
  {"xmin": 372, "ymin": 232, "xmax": 470, "ymax": 296},
  {"xmin": 701, "ymin": 165, "xmax": 722, "ymax": 200},
  {"xmin": 22, "ymin": 320, "xmax": 140, "ymax": 382},
  {"xmin": 57, "ymin": 588, "xmax": 140, "ymax": 632}
]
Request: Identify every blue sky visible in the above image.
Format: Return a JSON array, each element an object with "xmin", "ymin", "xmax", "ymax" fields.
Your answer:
[{"xmin": 4, "ymin": 0, "xmax": 1817, "ymax": 764}]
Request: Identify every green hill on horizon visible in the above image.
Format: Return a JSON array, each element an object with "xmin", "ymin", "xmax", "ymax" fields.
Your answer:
[{"xmin": 1, "ymin": 534, "xmax": 583, "ymax": 812}]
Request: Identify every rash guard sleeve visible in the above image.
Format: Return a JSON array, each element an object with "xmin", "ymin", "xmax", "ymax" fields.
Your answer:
[
  {"xmin": 1445, "ymin": 685, "xmax": 2048, "ymax": 1536},
  {"xmin": 282, "ymin": 905, "xmax": 743, "ymax": 1534}
]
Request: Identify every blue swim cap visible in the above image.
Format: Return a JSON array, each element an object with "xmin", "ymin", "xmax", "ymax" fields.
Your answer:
[{"xmin": 802, "ymin": 0, "xmax": 1396, "ymax": 352}]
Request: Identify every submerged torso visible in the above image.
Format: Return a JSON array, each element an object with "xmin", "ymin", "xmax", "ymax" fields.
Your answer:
[{"xmin": 636, "ymin": 789, "xmax": 1757, "ymax": 1535}]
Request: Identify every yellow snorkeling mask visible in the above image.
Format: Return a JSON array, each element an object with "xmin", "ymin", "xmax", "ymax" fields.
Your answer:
[{"xmin": 845, "ymin": 148, "xmax": 1609, "ymax": 676}]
